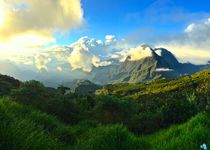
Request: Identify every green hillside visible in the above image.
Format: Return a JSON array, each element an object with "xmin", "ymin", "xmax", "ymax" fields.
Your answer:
[
  {"xmin": 97, "ymin": 69, "xmax": 210, "ymax": 101},
  {"xmin": 0, "ymin": 69, "xmax": 209, "ymax": 149},
  {"xmin": 146, "ymin": 112, "xmax": 210, "ymax": 150},
  {"xmin": 0, "ymin": 97, "xmax": 149, "ymax": 150},
  {"xmin": 0, "ymin": 97, "xmax": 210, "ymax": 150}
]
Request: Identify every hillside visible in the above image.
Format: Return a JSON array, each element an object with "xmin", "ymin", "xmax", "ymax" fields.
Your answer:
[
  {"xmin": 0, "ymin": 97, "xmax": 210, "ymax": 149},
  {"xmin": 96, "ymin": 69, "xmax": 210, "ymax": 99},
  {"xmin": 146, "ymin": 112, "xmax": 210, "ymax": 150},
  {"xmin": 0, "ymin": 69, "xmax": 209, "ymax": 149}
]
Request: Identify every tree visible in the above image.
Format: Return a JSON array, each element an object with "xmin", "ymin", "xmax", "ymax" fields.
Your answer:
[
  {"xmin": 11, "ymin": 80, "xmax": 46, "ymax": 106},
  {"xmin": 93, "ymin": 95, "xmax": 135, "ymax": 124}
]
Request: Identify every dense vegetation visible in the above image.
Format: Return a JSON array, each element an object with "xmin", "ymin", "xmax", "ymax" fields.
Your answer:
[{"xmin": 0, "ymin": 69, "xmax": 210, "ymax": 149}]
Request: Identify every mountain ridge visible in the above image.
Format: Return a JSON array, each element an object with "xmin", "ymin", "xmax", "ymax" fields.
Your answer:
[{"xmin": 86, "ymin": 45, "xmax": 210, "ymax": 85}]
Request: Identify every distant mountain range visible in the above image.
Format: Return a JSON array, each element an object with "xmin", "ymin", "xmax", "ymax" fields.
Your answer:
[{"xmin": 84, "ymin": 45, "xmax": 210, "ymax": 85}]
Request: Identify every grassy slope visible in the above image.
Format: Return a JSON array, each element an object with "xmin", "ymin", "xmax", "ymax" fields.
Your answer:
[
  {"xmin": 0, "ymin": 69, "xmax": 210, "ymax": 149},
  {"xmin": 0, "ymin": 97, "xmax": 210, "ymax": 150},
  {"xmin": 145, "ymin": 113, "xmax": 210, "ymax": 150},
  {"xmin": 0, "ymin": 97, "xmax": 149, "ymax": 150},
  {"xmin": 96, "ymin": 69, "xmax": 210, "ymax": 99},
  {"xmin": 0, "ymin": 97, "xmax": 72, "ymax": 150}
]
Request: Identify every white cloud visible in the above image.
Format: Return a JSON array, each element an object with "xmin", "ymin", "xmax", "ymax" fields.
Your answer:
[
  {"xmin": 67, "ymin": 36, "xmax": 114, "ymax": 72},
  {"xmin": 184, "ymin": 23, "xmax": 195, "ymax": 32},
  {"xmin": 113, "ymin": 44, "xmax": 153, "ymax": 62},
  {"xmin": 0, "ymin": 35, "xmax": 122, "ymax": 74},
  {"xmin": 0, "ymin": 0, "xmax": 83, "ymax": 48},
  {"xmin": 105, "ymin": 35, "xmax": 117, "ymax": 45},
  {"xmin": 157, "ymin": 18, "xmax": 210, "ymax": 64},
  {"xmin": 35, "ymin": 54, "xmax": 51, "ymax": 71},
  {"xmin": 57, "ymin": 66, "xmax": 63, "ymax": 72},
  {"xmin": 155, "ymin": 68, "xmax": 173, "ymax": 72}
]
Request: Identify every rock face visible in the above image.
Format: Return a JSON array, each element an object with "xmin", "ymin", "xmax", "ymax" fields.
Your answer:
[{"xmin": 87, "ymin": 45, "xmax": 209, "ymax": 84}]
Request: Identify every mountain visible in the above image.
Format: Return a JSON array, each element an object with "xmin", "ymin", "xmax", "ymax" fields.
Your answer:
[
  {"xmin": 87, "ymin": 45, "xmax": 210, "ymax": 84},
  {"xmin": 62, "ymin": 79, "xmax": 102, "ymax": 94}
]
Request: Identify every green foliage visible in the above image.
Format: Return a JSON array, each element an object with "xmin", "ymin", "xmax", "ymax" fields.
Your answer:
[
  {"xmin": 93, "ymin": 95, "xmax": 135, "ymax": 124},
  {"xmin": 0, "ymin": 69, "xmax": 210, "ymax": 149},
  {"xmin": 129, "ymin": 112, "xmax": 162, "ymax": 134},
  {"xmin": 161, "ymin": 99, "xmax": 198, "ymax": 126},
  {"xmin": 146, "ymin": 113, "xmax": 210, "ymax": 150},
  {"xmin": 11, "ymin": 80, "xmax": 83, "ymax": 124},
  {"xmin": 0, "ymin": 97, "xmax": 68, "ymax": 149},
  {"xmin": 76, "ymin": 124, "xmax": 150, "ymax": 150},
  {"xmin": 97, "ymin": 69, "xmax": 210, "ymax": 101},
  {"xmin": 0, "ymin": 74, "xmax": 20, "ymax": 96},
  {"xmin": 11, "ymin": 80, "xmax": 46, "ymax": 106}
]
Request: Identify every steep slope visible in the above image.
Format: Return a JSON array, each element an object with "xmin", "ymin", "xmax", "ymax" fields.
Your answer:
[{"xmin": 88, "ymin": 62, "xmax": 120, "ymax": 85}]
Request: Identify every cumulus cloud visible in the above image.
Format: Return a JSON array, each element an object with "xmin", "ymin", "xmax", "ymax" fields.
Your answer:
[
  {"xmin": 67, "ymin": 36, "xmax": 113, "ymax": 72},
  {"xmin": 0, "ymin": 0, "xmax": 83, "ymax": 48},
  {"xmin": 157, "ymin": 18, "xmax": 210, "ymax": 64},
  {"xmin": 5, "ymin": 35, "xmax": 121, "ymax": 74},
  {"xmin": 112, "ymin": 44, "xmax": 153, "ymax": 62},
  {"xmin": 35, "ymin": 54, "xmax": 51, "ymax": 71}
]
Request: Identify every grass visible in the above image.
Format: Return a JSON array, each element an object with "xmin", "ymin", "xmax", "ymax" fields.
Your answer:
[
  {"xmin": 145, "ymin": 113, "xmax": 210, "ymax": 150},
  {"xmin": 0, "ymin": 96, "xmax": 210, "ymax": 150}
]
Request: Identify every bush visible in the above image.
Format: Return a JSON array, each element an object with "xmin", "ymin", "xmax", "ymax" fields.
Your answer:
[
  {"xmin": 161, "ymin": 99, "xmax": 198, "ymax": 126},
  {"xmin": 129, "ymin": 112, "xmax": 162, "ymax": 134},
  {"xmin": 0, "ymin": 98, "xmax": 64, "ymax": 150},
  {"xmin": 93, "ymin": 95, "xmax": 135, "ymax": 124}
]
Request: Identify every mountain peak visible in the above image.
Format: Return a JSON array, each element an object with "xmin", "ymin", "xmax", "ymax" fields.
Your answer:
[{"xmin": 154, "ymin": 48, "xmax": 179, "ymax": 68}]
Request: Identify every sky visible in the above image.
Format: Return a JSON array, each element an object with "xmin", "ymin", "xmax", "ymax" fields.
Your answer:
[{"xmin": 0, "ymin": 0, "xmax": 210, "ymax": 81}]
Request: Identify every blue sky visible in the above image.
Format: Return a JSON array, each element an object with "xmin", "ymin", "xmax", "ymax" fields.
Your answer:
[{"xmin": 56, "ymin": 0, "xmax": 210, "ymax": 45}]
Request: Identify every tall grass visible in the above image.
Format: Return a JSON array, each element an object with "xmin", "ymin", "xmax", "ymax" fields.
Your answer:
[
  {"xmin": 0, "ymin": 97, "xmax": 73, "ymax": 149},
  {"xmin": 146, "ymin": 113, "xmax": 210, "ymax": 150},
  {"xmin": 1, "ymin": 97, "xmax": 210, "ymax": 150}
]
